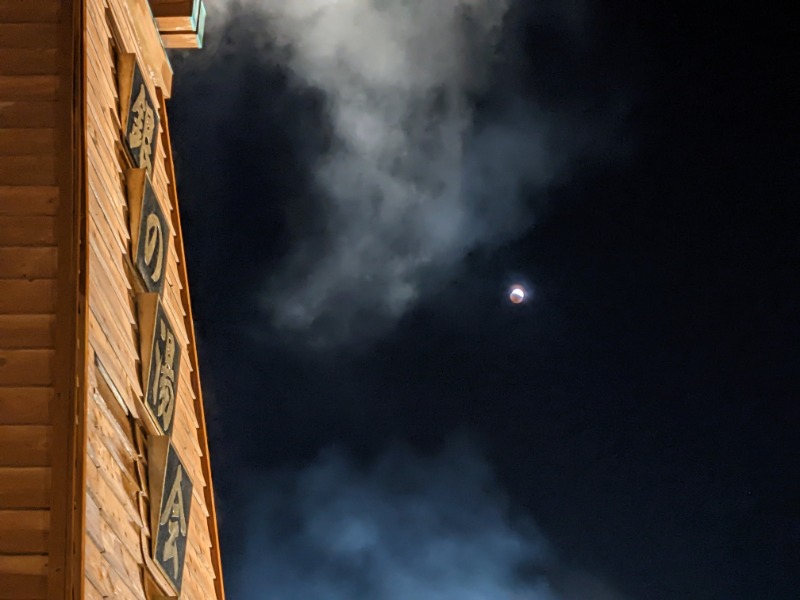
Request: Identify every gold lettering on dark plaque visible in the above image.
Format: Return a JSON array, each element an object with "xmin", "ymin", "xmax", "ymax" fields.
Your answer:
[
  {"xmin": 120, "ymin": 56, "xmax": 160, "ymax": 175},
  {"xmin": 127, "ymin": 84, "xmax": 157, "ymax": 172},
  {"xmin": 159, "ymin": 464, "xmax": 187, "ymax": 578},
  {"xmin": 145, "ymin": 304, "xmax": 181, "ymax": 437},
  {"xmin": 133, "ymin": 175, "xmax": 169, "ymax": 294},
  {"xmin": 153, "ymin": 443, "xmax": 192, "ymax": 592},
  {"xmin": 144, "ymin": 212, "xmax": 165, "ymax": 284}
]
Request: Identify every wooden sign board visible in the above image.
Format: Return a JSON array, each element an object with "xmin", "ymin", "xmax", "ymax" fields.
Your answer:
[
  {"xmin": 149, "ymin": 437, "xmax": 193, "ymax": 594},
  {"xmin": 128, "ymin": 169, "xmax": 169, "ymax": 294},
  {"xmin": 118, "ymin": 53, "xmax": 160, "ymax": 175},
  {"xmin": 138, "ymin": 294, "xmax": 181, "ymax": 438}
]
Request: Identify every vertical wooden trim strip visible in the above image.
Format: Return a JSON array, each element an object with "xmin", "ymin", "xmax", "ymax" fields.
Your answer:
[
  {"xmin": 47, "ymin": 0, "xmax": 89, "ymax": 598},
  {"xmin": 71, "ymin": 0, "xmax": 90, "ymax": 594},
  {"xmin": 156, "ymin": 88, "xmax": 227, "ymax": 600}
]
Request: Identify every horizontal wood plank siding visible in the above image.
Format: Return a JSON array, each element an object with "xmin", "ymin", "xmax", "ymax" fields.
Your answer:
[
  {"xmin": 79, "ymin": 0, "xmax": 221, "ymax": 597},
  {"xmin": 0, "ymin": 1, "xmax": 83, "ymax": 598}
]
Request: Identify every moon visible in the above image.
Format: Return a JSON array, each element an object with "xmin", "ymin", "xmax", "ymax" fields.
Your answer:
[{"xmin": 509, "ymin": 286, "xmax": 525, "ymax": 304}]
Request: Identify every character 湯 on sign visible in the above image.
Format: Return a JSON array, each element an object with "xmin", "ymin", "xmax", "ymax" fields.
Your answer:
[
  {"xmin": 151, "ymin": 317, "xmax": 177, "ymax": 433},
  {"xmin": 140, "ymin": 298, "xmax": 181, "ymax": 437}
]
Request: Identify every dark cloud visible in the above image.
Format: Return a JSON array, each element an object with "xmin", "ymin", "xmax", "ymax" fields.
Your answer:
[{"xmin": 231, "ymin": 436, "xmax": 628, "ymax": 600}]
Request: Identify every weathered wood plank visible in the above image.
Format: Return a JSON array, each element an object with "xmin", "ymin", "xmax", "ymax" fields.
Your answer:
[
  {"xmin": 88, "ymin": 301, "xmax": 141, "ymax": 400},
  {"xmin": 88, "ymin": 317, "xmax": 138, "ymax": 407},
  {"xmin": 0, "ymin": 467, "xmax": 50, "ymax": 508},
  {"xmin": 84, "ymin": 475, "xmax": 142, "ymax": 572},
  {"xmin": 0, "ymin": 280, "xmax": 56, "ymax": 313},
  {"xmin": 0, "ymin": 186, "xmax": 58, "ymax": 215},
  {"xmin": 0, "ymin": 315, "xmax": 54, "ymax": 349},
  {"xmin": 85, "ymin": 577, "xmax": 105, "ymax": 600},
  {"xmin": 84, "ymin": 492, "xmax": 147, "ymax": 598},
  {"xmin": 0, "ymin": 573, "xmax": 47, "ymax": 599},
  {"xmin": 0, "ymin": 101, "xmax": 57, "ymax": 128},
  {"xmin": 160, "ymin": 31, "xmax": 201, "ymax": 49},
  {"xmin": 0, "ymin": 425, "xmax": 50, "ymax": 466},
  {"xmin": 183, "ymin": 537, "xmax": 218, "ymax": 599},
  {"xmin": 0, "ymin": 2, "xmax": 61, "ymax": 24},
  {"xmin": 0, "ymin": 387, "xmax": 51, "ymax": 424},
  {"xmin": 0, "ymin": 510, "xmax": 48, "ymax": 553},
  {"xmin": 0, "ymin": 349, "xmax": 53, "ymax": 386},
  {"xmin": 0, "ymin": 76, "xmax": 59, "ymax": 101},
  {"xmin": 0, "ymin": 24, "xmax": 59, "ymax": 48},
  {"xmin": 184, "ymin": 495, "xmax": 213, "ymax": 558},
  {"xmin": 178, "ymin": 551, "xmax": 215, "ymax": 600},
  {"xmin": 87, "ymin": 156, "xmax": 130, "ymax": 253},
  {"xmin": 0, "ymin": 215, "xmax": 56, "ymax": 246},
  {"xmin": 0, "ymin": 128, "xmax": 56, "ymax": 155},
  {"xmin": 85, "ymin": 11, "xmax": 120, "ymax": 113},
  {"xmin": 0, "ymin": 554, "xmax": 48, "ymax": 576},
  {"xmin": 84, "ymin": 535, "xmax": 142, "ymax": 600},
  {"xmin": 0, "ymin": 49, "xmax": 58, "ymax": 75},
  {"xmin": 0, "ymin": 155, "xmax": 56, "ymax": 185},
  {"xmin": 0, "ymin": 246, "xmax": 58, "ymax": 278},
  {"xmin": 89, "ymin": 382, "xmax": 138, "ymax": 464},
  {"xmin": 87, "ymin": 305, "xmax": 137, "ymax": 393},
  {"xmin": 88, "ymin": 212, "xmax": 130, "ymax": 295},
  {"xmin": 88, "ymin": 232, "xmax": 136, "ymax": 327},
  {"xmin": 83, "ymin": 536, "xmax": 110, "ymax": 598},
  {"xmin": 86, "ymin": 436, "xmax": 139, "ymax": 527},
  {"xmin": 86, "ymin": 441, "xmax": 142, "ymax": 534}
]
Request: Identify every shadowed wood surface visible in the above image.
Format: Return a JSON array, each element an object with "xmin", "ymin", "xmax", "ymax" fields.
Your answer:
[
  {"xmin": 0, "ymin": 4, "xmax": 63, "ymax": 598},
  {"xmin": 0, "ymin": 1, "xmax": 222, "ymax": 597}
]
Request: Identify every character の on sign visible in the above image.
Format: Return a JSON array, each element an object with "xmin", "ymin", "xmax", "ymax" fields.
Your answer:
[{"xmin": 131, "ymin": 173, "xmax": 169, "ymax": 295}]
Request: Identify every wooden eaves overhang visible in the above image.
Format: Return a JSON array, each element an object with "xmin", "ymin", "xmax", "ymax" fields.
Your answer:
[{"xmin": 149, "ymin": 0, "xmax": 206, "ymax": 49}]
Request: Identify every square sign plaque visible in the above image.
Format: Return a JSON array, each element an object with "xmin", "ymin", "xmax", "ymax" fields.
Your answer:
[
  {"xmin": 118, "ymin": 53, "xmax": 160, "ymax": 175},
  {"xmin": 128, "ymin": 169, "xmax": 169, "ymax": 295},
  {"xmin": 138, "ymin": 294, "xmax": 181, "ymax": 438},
  {"xmin": 149, "ymin": 437, "xmax": 193, "ymax": 594}
]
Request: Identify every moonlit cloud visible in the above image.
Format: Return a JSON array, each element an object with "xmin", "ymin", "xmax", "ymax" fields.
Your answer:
[{"xmin": 194, "ymin": 0, "xmax": 603, "ymax": 349}]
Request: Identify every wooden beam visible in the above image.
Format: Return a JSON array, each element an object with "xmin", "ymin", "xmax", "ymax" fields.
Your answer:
[
  {"xmin": 0, "ymin": 1, "xmax": 61, "ymax": 24},
  {"xmin": 0, "ymin": 510, "xmax": 49, "ymax": 553},
  {"xmin": 0, "ymin": 388, "xmax": 52, "ymax": 425},
  {"xmin": 161, "ymin": 31, "xmax": 203, "ymax": 49},
  {"xmin": 0, "ymin": 467, "xmax": 51, "ymax": 508},
  {"xmin": 149, "ymin": 0, "xmax": 206, "ymax": 49},
  {"xmin": 149, "ymin": 0, "xmax": 198, "ymax": 29},
  {"xmin": 0, "ymin": 425, "xmax": 52, "ymax": 467},
  {"xmin": 0, "ymin": 23, "xmax": 59, "ymax": 48},
  {"xmin": 46, "ymin": 0, "xmax": 88, "ymax": 598}
]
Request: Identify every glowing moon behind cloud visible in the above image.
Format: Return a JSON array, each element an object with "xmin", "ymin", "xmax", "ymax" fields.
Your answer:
[{"xmin": 509, "ymin": 286, "xmax": 525, "ymax": 304}]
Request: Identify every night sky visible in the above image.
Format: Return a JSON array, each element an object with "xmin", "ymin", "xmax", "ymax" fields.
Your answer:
[{"xmin": 168, "ymin": 1, "xmax": 798, "ymax": 599}]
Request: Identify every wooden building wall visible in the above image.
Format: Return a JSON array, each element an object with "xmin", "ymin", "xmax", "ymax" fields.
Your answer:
[
  {"xmin": 0, "ymin": 1, "xmax": 223, "ymax": 598},
  {"xmin": 0, "ymin": 1, "xmax": 81, "ymax": 598}
]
